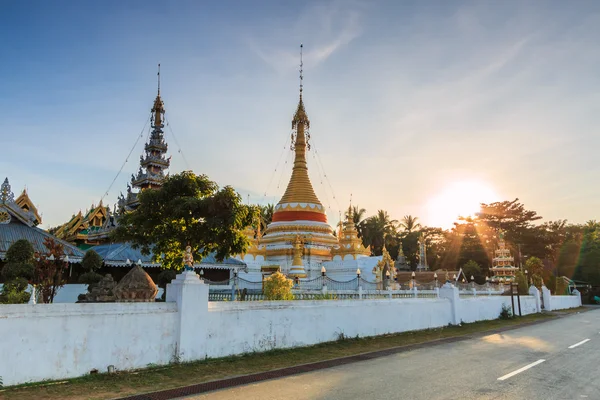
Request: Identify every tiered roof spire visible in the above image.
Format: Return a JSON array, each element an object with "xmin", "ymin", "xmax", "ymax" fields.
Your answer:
[
  {"xmin": 129, "ymin": 64, "xmax": 170, "ymax": 194},
  {"xmin": 278, "ymin": 44, "xmax": 321, "ymax": 207}
]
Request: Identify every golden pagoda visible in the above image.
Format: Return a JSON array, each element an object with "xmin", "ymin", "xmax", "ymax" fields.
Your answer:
[
  {"xmin": 331, "ymin": 205, "xmax": 371, "ymax": 260},
  {"xmin": 260, "ymin": 45, "xmax": 338, "ymax": 271}
]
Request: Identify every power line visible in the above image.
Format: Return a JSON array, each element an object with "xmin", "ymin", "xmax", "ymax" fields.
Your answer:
[
  {"xmin": 99, "ymin": 115, "xmax": 150, "ymax": 203},
  {"xmin": 164, "ymin": 115, "xmax": 190, "ymax": 169}
]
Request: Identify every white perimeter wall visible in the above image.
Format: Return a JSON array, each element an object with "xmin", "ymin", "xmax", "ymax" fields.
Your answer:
[
  {"xmin": 0, "ymin": 274, "xmax": 583, "ymax": 387},
  {"xmin": 0, "ymin": 303, "xmax": 177, "ymax": 386},
  {"xmin": 204, "ymin": 298, "xmax": 452, "ymax": 358},
  {"xmin": 549, "ymin": 294, "xmax": 581, "ymax": 310},
  {"xmin": 458, "ymin": 295, "xmax": 538, "ymax": 324}
]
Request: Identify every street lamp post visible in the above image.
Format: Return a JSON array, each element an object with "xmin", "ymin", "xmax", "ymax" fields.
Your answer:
[
  {"xmin": 434, "ymin": 272, "xmax": 438, "ymax": 288},
  {"xmin": 356, "ymin": 268, "xmax": 361, "ymax": 290}
]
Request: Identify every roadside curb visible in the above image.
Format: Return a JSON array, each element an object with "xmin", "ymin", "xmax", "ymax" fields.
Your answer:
[{"xmin": 117, "ymin": 311, "xmax": 586, "ymax": 400}]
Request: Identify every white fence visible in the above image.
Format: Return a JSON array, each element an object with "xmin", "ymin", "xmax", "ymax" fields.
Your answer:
[{"xmin": 0, "ymin": 272, "xmax": 581, "ymax": 387}]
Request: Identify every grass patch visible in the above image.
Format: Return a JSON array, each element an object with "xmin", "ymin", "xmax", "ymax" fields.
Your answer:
[{"xmin": 0, "ymin": 313, "xmax": 554, "ymax": 400}]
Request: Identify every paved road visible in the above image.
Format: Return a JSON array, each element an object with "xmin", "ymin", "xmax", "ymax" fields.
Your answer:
[{"xmin": 183, "ymin": 309, "xmax": 600, "ymax": 400}]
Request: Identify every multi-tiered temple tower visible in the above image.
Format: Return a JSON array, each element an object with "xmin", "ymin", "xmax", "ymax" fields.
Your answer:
[
  {"xmin": 490, "ymin": 232, "xmax": 518, "ymax": 283},
  {"xmin": 119, "ymin": 67, "xmax": 170, "ymax": 212}
]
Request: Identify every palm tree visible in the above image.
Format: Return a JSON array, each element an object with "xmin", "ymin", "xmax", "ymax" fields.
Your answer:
[
  {"xmin": 344, "ymin": 205, "xmax": 367, "ymax": 237},
  {"xmin": 258, "ymin": 204, "xmax": 274, "ymax": 234},
  {"xmin": 400, "ymin": 215, "xmax": 421, "ymax": 233},
  {"xmin": 362, "ymin": 210, "xmax": 398, "ymax": 255}
]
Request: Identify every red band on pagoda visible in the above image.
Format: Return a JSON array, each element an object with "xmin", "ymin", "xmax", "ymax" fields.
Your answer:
[{"xmin": 272, "ymin": 211, "xmax": 327, "ymax": 223}]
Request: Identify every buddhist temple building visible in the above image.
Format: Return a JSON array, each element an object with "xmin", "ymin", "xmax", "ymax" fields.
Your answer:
[
  {"xmin": 490, "ymin": 232, "xmax": 518, "ymax": 283},
  {"xmin": 51, "ymin": 202, "xmax": 109, "ymax": 248},
  {"xmin": 0, "ymin": 177, "xmax": 84, "ymax": 263}
]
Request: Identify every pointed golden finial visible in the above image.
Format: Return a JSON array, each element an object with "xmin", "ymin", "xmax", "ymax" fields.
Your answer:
[
  {"xmin": 152, "ymin": 63, "xmax": 165, "ymax": 127},
  {"xmin": 299, "ymin": 43, "xmax": 303, "ymax": 99},
  {"xmin": 157, "ymin": 63, "xmax": 161, "ymax": 95},
  {"xmin": 292, "ymin": 44, "xmax": 309, "ymax": 129}
]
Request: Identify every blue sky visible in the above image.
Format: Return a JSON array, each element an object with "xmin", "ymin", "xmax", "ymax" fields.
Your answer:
[{"xmin": 1, "ymin": 0, "xmax": 599, "ymax": 229}]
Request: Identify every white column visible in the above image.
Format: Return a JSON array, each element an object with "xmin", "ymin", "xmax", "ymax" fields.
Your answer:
[
  {"xmin": 439, "ymin": 283, "xmax": 460, "ymax": 325},
  {"xmin": 541, "ymin": 285, "xmax": 552, "ymax": 311},
  {"xmin": 166, "ymin": 270, "xmax": 209, "ymax": 362},
  {"xmin": 572, "ymin": 289, "xmax": 582, "ymax": 307},
  {"xmin": 528, "ymin": 285, "xmax": 541, "ymax": 313}
]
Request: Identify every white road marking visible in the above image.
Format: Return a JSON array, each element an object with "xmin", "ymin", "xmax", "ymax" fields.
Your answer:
[
  {"xmin": 497, "ymin": 359, "xmax": 546, "ymax": 381},
  {"xmin": 568, "ymin": 339, "xmax": 590, "ymax": 349}
]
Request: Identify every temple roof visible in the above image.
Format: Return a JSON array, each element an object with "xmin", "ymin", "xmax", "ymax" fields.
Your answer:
[
  {"xmin": 91, "ymin": 242, "xmax": 246, "ymax": 269},
  {"xmin": 0, "ymin": 178, "xmax": 84, "ymax": 261},
  {"xmin": 15, "ymin": 189, "xmax": 42, "ymax": 226}
]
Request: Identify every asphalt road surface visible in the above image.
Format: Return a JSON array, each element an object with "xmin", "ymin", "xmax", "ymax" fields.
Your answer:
[{"xmin": 183, "ymin": 309, "xmax": 600, "ymax": 400}]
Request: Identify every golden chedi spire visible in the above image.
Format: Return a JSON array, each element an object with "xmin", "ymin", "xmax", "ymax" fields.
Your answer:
[
  {"xmin": 262, "ymin": 45, "xmax": 337, "ymax": 267},
  {"xmin": 152, "ymin": 64, "xmax": 165, "ymax": 127},
  {"xmin": 278, "ymin": 46, "xmax": 321, "ymax": 208}
]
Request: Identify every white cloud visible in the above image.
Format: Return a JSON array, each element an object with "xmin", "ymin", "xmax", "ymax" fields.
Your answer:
[{"xmin": 246, "ymin": 0, "xmax": 364, "ymax": 73}]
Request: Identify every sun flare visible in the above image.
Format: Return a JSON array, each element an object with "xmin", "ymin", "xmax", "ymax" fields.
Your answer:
[{"xmin": 427, "ymin": 180, "xmax": 499, "ymax": 229}]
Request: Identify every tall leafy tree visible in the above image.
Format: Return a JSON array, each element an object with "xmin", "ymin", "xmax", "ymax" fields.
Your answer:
[
  {"xmin": 361, "ymin": 210, "xmax": 398, "ymax": 256},
  {"xmin": 400, "ymin": 215, "xmax": 421, "ymax": 233},
  {"xmin": 113, "ymin": 171, "xmax": 258, "ymax": 269},
  {"xmin": 256, "ymin": 203, "xmax": 274, "ymax": 235},
  {"xmin": 477, "ymin": 199, "xmax": 543, "ymax": 262}
]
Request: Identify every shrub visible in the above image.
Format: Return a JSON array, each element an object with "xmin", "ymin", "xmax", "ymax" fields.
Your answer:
[
  {"xmin": 499, "ymin": 304, "xmax": 513, "ymax": 320},
  {"xmin": 263, "ymin": 272, "xmax": 294, "ymax": 300},
  {"xmin": 79, "ymin": 250, "xmax": 104, "ymax": 292},
  {"xmin": 82, "ymin": 250, "xmax": 103, "ymax": 272},
  {"xmin": 0, "ymin": 240, "xmax": 34, "ymax": 304}
]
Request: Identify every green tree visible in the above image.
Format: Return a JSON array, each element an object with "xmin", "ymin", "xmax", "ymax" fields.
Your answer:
[
  {"xmin": 78, "ymin": 250, "xmax": 104, "ymax": 293},
  {"xmin": 514, "ymin": 271, "xmax": 529, "ymax": 295},
  {"xmin": 462, "ymin": 260, "xmax": 483, "ymax": 283},
  {"xmin": 0, "ymin": 239, "xmax": 34, "ymax": 304},
  {"xmin": 478, "ymin": 199, "xmax": 543, "ymax": 264},
  {"xmin": 361, "ymin": 210, "xmax": 398, "ymax": 256},
  {"xmin": 441, "ymin": 218, "xmax": 490, "ymax": 272},
  {"xmin": 574, "ymin": 225, "xmax": 600, "ymax": 285},
  {"xmin": 524, "ymin": 256, "xmax": 547, "ymax": 281},
  {"xmin": 400, "ymin": 215, "xmax": 421, "ymax": 233},
  {"xmin": 345, "ymin": 205, "xmax": 367, "ymax": 238},
  {"xmin": 257, "ymin": 203, "xmax": 274, "ymax": 234},
  {"xmin": 113, "ymin": 171, "xmax": 258, "ymax": 269}
]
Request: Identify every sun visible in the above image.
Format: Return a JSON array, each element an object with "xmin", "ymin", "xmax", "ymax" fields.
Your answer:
[{"xmin": 426, "ymin": 180, "xmax": 499, "ymax": 229}]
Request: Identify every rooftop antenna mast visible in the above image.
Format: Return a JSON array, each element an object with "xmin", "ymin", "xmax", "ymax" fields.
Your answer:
[
  {"xmin": 299, "ymin": 44, "xmax": 303, "ymax": 98},
  {"xmin": 157, "ymin": 63, "xmax": 161, "ymax": 94}
]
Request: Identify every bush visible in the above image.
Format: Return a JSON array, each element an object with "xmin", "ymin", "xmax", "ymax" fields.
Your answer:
[
  {"xmin": 0, "ymin": 278, "xmax": 30, "ymax": 304},
  {"xmin": 263, "ymin": 272, "xmax": 294, "ymax": 300},
  {"xmin": 0, "ymin": 240, "xmax": 34, "ymax": 304},
  {"xmin": 79, "ymin": 250, "xmax": 104, "ymax": 293},
  {"xmin": 82, "ymin": 250, "xmax": 103, "ymax": 272},
  {"xmin": 78, "ymin": 271, "xmax": 103, "ymax": 288},
  {"xmin": 499, "ymin": 304, "xmax": 513, "ymax": 320}
]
